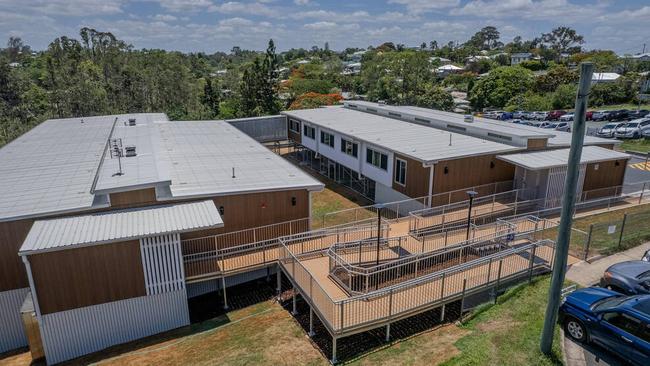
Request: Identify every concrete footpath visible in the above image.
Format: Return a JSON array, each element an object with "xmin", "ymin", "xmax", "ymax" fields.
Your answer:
[
  {"xmin": 566, "ymin": 242, "xmax": 650, "ymax": 287},
  {"xmin": 562, "ymin": 242, "xmax": 650, "ymax": 366}
]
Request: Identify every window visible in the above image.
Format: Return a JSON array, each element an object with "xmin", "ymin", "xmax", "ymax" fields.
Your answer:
[
  {"xmin": 414, "ymin": 117, "xmax": 430, "ymax": 123},
  {"xmin": 340, "ymin": 138, "xmax": 358, "ymax": 157},
  {"xmin": 488, "ymin": 132, "xmax": 513, "ymax": 141},
  {"xmin": 389, "ymin": 112, "xmax": 401, "ymax": 117},
  {"xmin": 395, "ymin": 158, "xmax": 407, "ymax": 186},
  {"xmin": 320, "ymin": 131, "xmax": 334, "ymax": 148},
  {"xmin": 603, "ymin": 312, "xmax": 641, "ymax": 335},
  {"xmin": 366, "ymin": 148, "xmax": 388, "ymax": 170},
  {"xmin": 303, "ymin": 125, "xmax": 315, "ymax": 139},
  {"xmin": 366, "ymin": 108, "xmax": 377, "ymax": 113},
  {"xmin": 447, "ymin": 124, "xmax": 466, "ymax": 132},
  {"xmin": 289, "ymin": 119, "xmax": 300, "ymax": 133}
]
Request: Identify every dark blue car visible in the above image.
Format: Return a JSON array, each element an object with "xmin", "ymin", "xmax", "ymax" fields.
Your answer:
[{"xmin": 559, "ymin": 287, "xmax": 650, "ymax": 365}]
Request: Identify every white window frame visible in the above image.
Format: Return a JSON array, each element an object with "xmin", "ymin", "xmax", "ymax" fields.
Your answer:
[
  {"xmin": 303, "ymin": 125, "xmax": 315, "ymax": 139},
  {"xmin": 394, "ymin": 158, "xmax": 407, "ymax": 186},
  {"xmin": 321, "ymin": 131, "xmax": 335, "ymax": 148},
  {"xmin": 366, "ymin": 147, "xmax": 388, "ymax": 171},
  {"xmin": 289, "ymin": 119, "xmax": 301, "ymax": 133},
  {"xmin": 341, "ymin": 137, "xmax": 358, "ymax": 158}
]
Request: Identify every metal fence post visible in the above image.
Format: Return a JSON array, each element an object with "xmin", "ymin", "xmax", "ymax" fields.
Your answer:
[
  {"xmin": 640, "ymin": 182, "xmax": 646, "ymax": 204},
  {"xmin": 459, "ymin": 279, "xmax": 467, "ymax": 324},
  {"xmin": 494, "ymin": 260, "xmax": 503, "ymax": 304},
  {"xmin": 583, "ymin": 224, "xmax": 594, "ymax": 261},
  {"xmin": 528, "ymin": 245, "xmax": 537, "ymax": 283},
  {"xmin": 618, "ymin": 214, "xmax": 628, "ymax": 250},
  {"xmin": 340, "ymin": 302, "xmax": 345, "ymax": 330}
]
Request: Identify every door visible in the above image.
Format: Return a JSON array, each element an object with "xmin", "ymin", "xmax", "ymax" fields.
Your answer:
[
  {"xmin": 545, "ymin": 165, "xmax": 586, "ymax": 207},
  {"xmin": 592, "ymin": 312, "xmax": 645, "ymax": 363}
]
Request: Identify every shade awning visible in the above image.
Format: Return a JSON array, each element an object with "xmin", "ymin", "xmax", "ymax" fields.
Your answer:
[
  {"xmin": 497, "ymin": 146, "xmax": 630, "ymax": 171},
  {"xmin": 20, "ymin": 200, "xmax": 223, "ymax": 255}
]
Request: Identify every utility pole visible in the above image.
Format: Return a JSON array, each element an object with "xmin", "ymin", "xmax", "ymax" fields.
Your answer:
[{"xmin": 540, "ymin": 62, "xmax": 594, "ymax": 355}]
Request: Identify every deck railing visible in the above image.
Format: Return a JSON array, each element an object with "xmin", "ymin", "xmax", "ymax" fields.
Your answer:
[
  {"xmin": 326, "ymin": 217, "xmax": 545, "ymax": 294},
  {"xmin": 320, "ymin": 180, "xmax": 515, "ymax": 228},
  {"xmin": 279, "ymin": 236, "xmax": 555, "ymax": 335}
]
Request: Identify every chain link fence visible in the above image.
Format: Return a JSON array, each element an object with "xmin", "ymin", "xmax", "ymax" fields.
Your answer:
[{"xmin": 582, "ymin": 210, "xmax": 650, "ymax": 260}]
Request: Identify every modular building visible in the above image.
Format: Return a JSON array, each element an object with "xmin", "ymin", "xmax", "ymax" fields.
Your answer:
[
  {"xmin": 283, "ymin": 103, "xmax": 628, "ymax": 210},
  {"xmin": 0, "ymin": 113, "xmax": 322, "ymax": 363}
]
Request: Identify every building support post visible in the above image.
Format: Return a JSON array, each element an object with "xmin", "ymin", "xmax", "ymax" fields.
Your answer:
[
  {"xmin": 221, "ymin": 276, "xmax": 229, "ymax": 310},
  {"xmin": 309, "ymin": 307, "xmax": 315, "ymax": 337},
  {"xmin": 385, "ymin": 323, "xmax": 391, "ymax": 342},
  {"xmin": 440, "ymin": 303, "xmax": 446, "ymax": 322},
  {"xmin": 332, "ymin": 337, "xmax": 338, "ymax": 364},
  {"xmin": 541, "ymin": 62, "xmax": 594, "ymax": 355},
  {"xmin": 276, "ymin": 265, "xmax": 282, "ymax": 298},
  {"xmin": 292, "ymin": 289, "xmax": 298, "ymax": 315}
]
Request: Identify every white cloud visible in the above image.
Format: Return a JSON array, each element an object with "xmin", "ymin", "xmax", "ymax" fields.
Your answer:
[
  {"xmin": 151, "ymin": 14, "xmax": 178, "ymax": 21},
  {"xmin": 294, "ymin": 0, "xmax": 309, "ymax": 5},
  {"xmin": 210, "ymin": 1, "xmax": 279, "ymax": 17},
  {"xmin": 451, "ymin": 0, "xmax": 606, "ymax": 22},
  {"xmin": 0, "ymin": 0, "xmax": 124, "ymax": 16},
  {"xmin": 388, "ymin": 0, "xmax": 460, "ymax": 14},
  {"xmin": 154, "ymin": 0, "xmax": 215, "ymax": 12}
]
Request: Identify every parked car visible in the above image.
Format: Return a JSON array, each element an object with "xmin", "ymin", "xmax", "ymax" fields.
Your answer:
[
  {"xmin": 559, "ymin": 288, "xmax": 650, "ymax": 366},
  {"xmin": 483, "ymin": 111, "xmax": 499, "ymax": 119},
  {"xmin": 642, "ymin": 127, "xmax": 650, "ymax": 138},
  {"xmin": 521, "ymin": 111, "xmax": 535, "ymax": 120},
  {"xmin": 610, "ymin": 109, "xmax": 631, "ymax": 121},
  {"xmin": 593, "ymin": 110, "xmax": 612, "ymax": 121},
  {"xmin": 535, "ymin": 111, "xmax": 549, "ymax": 120},
  {"xmin": 555, "ymin": 122, "xmax": 571, "ymax": 132},
  {"xmin": 586, "ymin": 111, "xmax": 594, "ymax": 120},
  {"xmin": 540, "ymin": 122, "xmax": 559, "ymax": 129},
  {"xmin": 559, "ymin": 113, "xmax": 574, "ymax": 122},
  {"xmin": 548, "ymin": 110, "xmax": 567, "ymax": 120},
  {"xmin": 628, "ymin": 110, "xmax": 650, "ymax": 120},
  {"xmin": 597, "ymin": 122, "xmax": 626, "ymax": 138},
  {"xmin": 511, "ymin": 119, "xmax": 524, "ymax": 124},
  {"xmin": 497, "ymin": 111, "xmax": 513, "ymax": 120},
  {"xmin": 512, "ymin": 111, "xmax": 526, "ymax": 119},
  {"xmin": 615, "ymin": 118, "xmax": 650, "ymax": 139},
  {"xmin": 600, "ymin": 261, "xmax": 650, "ymax": 294}
]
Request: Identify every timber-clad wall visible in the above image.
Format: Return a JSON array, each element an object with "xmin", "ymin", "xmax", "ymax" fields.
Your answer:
[
  {"xmin": 0, "ymin": 219, "xmax": 33, "ymax": 291},
  {"xmin": 29, "ymin": 240, "xmax": 146, "ymax": 315},
  {"xmin": 109, "ymin": 188, "xmax": 158, "ymax": 208},
  {"xmin": 391, "ymin": 154, "xmax": 430, "ymax": 199},
  {"xmin": 181, "ymin": 189, "xmax": 310, "ymax": 240},
  {"xmin": 583, "ymin": 159, "xmax": 627, "ymax": 197},
  {"xmin": 527, "ymin": 138, "xmax": 548, "ymax": 150},
  {"xmin": 433, "ymin": 155, "xmax": 515, "ymax": 195}
]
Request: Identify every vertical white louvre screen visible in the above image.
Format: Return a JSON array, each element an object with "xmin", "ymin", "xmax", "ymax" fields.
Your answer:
[
  {"xmin": 140, "ymin": 233, "xmax": 186, "ymax": 295},
  {"xmin": 545, "ymin": 164, "xmax": 586, "ymax": 208}
]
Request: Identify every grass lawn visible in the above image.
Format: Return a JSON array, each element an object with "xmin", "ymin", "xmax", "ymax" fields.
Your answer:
[
  {"xmin": 440, "ymin": 276, "xmax": 563, "ymax": 366},
  {"xmin": 307, "ymin": 176, "xmax": 374, "ymax": 229},
  {"xmin": 619, "ymin": 138, "xmax": 650, "ymax": 153}
]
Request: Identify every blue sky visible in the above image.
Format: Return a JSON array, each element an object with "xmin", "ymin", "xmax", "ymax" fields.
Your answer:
[{"xmin": 0, "ymin": 0, "xmax": 648, "ymax": 54}]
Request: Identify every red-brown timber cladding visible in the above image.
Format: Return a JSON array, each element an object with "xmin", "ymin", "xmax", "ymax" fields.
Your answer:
[
  {"xmin": 0, "ymin": 188, "xmax": 311, "ymax": 292},
  {"xmin": 391, "ymin": 153, "xmax": 430, "ymax": 199},
  {"xmin": 431, "ymin": 155, "xmax": 515, "ymax": 206},
  {"xmin": 582, "ymin": 159, "xmax": 628, "ymax": 199},
  {"xmin": 28, "ymin": 240, "xmax": 146, "ymax": 315}
]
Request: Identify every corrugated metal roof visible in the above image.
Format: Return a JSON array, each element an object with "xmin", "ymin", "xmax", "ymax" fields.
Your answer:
[
  {"xmin": 346, "ymin": 101, "xmax": 617, "ymax": 147},
  {"xmin": 19, "ymin": 200, "xmax": 223, "ymax": 254},
  {"xmin": 0, "ymin": 113, "xmax": 168, "ymax": 222},
  {"xmin": 496, "ymin": 146, "xmax": 630, "ymax": 170},
  {"xmin": 155, "ymin": 120, "xmax": 324, "ymax": 198},
  {"xmin": 282, "ymin": 107, "xmax": 521, "ymax": 163}
]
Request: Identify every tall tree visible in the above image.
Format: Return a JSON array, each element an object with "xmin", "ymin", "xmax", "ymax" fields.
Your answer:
[{"xmin": 541, "ymin": 26, "xmax": 584, "ymax": 60}]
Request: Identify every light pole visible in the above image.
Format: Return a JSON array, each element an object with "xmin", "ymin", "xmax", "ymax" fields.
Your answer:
[
  {"xmin": 466, "ymin": 191, "xmax": 478, "ymax": 240},
  {"xmin": 375, "ymin": 203, "xmax": 385, "ymax": 266}
]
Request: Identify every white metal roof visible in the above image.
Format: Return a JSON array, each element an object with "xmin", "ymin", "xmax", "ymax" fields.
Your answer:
[
  {"xmin": 19, "ymin": 200, "xmax": 223, "ymax": 254},
  {"xmin": 496, "ymin": 146, "xmax": 630, "ymax": 170},
  {"xmin": 592, "ymin": 72, "xmax": 621, "ymax": 82},
  {"xmin": 154, "ymin": 120, "xmax": 323, "ymax": 199},
  {"xmin": 0, "ymin": 113, "xmax": 162, "ymax": 222},
  {"xmin": 282, "ymin": 107, "xmax": 521, "ymax": 163},
  {"xmin": 345, "ymin": 101, "xmax": 616, "ymax": 148}
]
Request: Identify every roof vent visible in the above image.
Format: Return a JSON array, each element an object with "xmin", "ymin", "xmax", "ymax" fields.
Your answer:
[
  {"xmin": 124, "ymin": 145, "xmax": 136, "ymax": 157},
  {"xmin": 464, "ymin": 115, "xmax": 474, "ymax": 123},
  {"xmin": 127, "ymin": 118, "xmax": 136, "ymax": 126}
]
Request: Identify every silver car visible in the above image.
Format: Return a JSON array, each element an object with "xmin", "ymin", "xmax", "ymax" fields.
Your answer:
[
  {"xmin": 597, "ymin": 122, "xmax": 625, "ymax": 138},
  {"xmin": 555, "ymin": 122, "xmax": 571, "ymax": 132},
  {"xmin": 559, "ymin": 113, "xmax": 574, "ymax": 122},
  {"xmin": 615, "ymin": 118, "xmax": 650, "ymax": 139}
]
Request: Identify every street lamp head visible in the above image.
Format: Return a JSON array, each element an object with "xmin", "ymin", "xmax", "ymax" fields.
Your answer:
[{"xmin": 466, "ymin": 190, "xmax": 478, "ymax": 197}]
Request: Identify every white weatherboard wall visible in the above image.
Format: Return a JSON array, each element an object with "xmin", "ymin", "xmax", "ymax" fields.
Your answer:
[
  {"xmin": 39, "ymin": 233, "xmax": 190, "ymax": 364},
  {"xmin": 40, "ymin": 290, "xmax": 189, "ymax": 365},
  {"xmin": 0, "ymin": 287, "xmax": 29, "ymax": 353}
]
